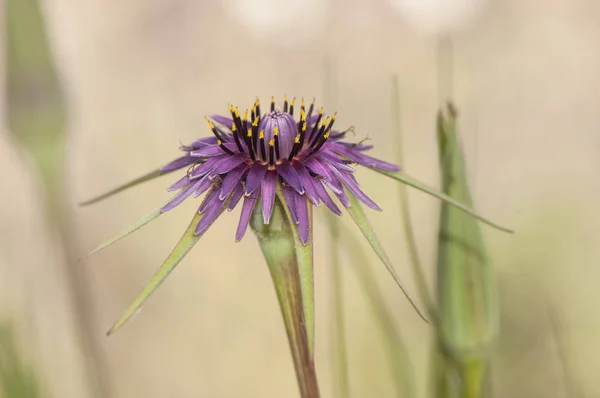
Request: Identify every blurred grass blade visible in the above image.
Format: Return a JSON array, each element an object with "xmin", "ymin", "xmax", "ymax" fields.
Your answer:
[
  {"xmin": 252, "ymin": 192, "xmax": 320, "ymax": 398},
  {"xmin": 434, "ymin": 103, "xmax": 498, "ymax": 398},
  {"xmin": 337, "ymin": 227, "xmax": 416, "ymax": 398},
  {"xmin": 326, "ymin": 213, "xmax": 351, "ymax": 398},
  {"xmin": 0, "ymin": 323, "xmax": 41, "ymax": 398},
  {"xmin": 79, "ymin": 170, "xmax": 164, "ymax": 206},
  {"xmin": 373, "ymin": 169, "xmax": 512, "ymax": 234},
  {"xmin": 107, "ymin": 200, "xmax": 226, "ymax": 335},
  {"xmin": 389, "ymin": 75, "xmax": 436, "ymax": 318},
  {"xmin": 344, "ymin": 190, "xmax": 427, "ymax": 323}
]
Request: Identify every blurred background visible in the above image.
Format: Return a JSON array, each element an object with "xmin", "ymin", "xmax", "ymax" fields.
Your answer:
[{"xmin": 1, "ymin": 0, "xmax": 600, "ymax": 397}]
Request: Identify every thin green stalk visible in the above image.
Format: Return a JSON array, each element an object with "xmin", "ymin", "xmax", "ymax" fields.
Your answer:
[
  {"xmin": 251, "ymin": 194, "xmax": 320, "ymax": 398},
  {"xmin": 327, "ymin": 214, "xmax": 351, "ymax": 398},
  {"xmin": 389, "ymin": 75, "xmax": 436, "ymax": 319},
  {"xmin": 339, "ymin": 228, "xmax": 415, "ymax": 398}
]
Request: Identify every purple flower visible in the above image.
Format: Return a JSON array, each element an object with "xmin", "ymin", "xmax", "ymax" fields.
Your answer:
[{"xmin": 158, "ymin": 96, "xmax": 400, "ymax": 245}]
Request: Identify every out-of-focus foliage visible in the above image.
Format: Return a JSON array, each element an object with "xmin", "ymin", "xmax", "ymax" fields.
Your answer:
[{"xmin": 0, "ymin": 322, "xmax": 40, "ymax": 398}]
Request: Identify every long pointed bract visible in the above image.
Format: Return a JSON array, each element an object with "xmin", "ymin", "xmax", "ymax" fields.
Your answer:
[
  {"xmin": 79, "ymin": 170, "xmax": 164, "ymax": 206},
  {"xmin": 106, "ymin": 196, "xmax": 228, "ymax": 335},
  {"xmin": 373, "ymin": 169, "xmax": 513, "ymax": 234},
  {"xmin": 344, "ymin": 190, "xmax": 428, "ymax": 322},
  {"xmin": 81, "ymin": 194, "xmax": 183, "ymax": 259}
]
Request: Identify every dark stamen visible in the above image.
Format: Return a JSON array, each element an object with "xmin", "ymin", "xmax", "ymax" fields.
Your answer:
[
  {"xmin": 311, "ymin": 113, "xmax": 336, "ymax": 148},
  {"xmin": 306, "ymin": 99, "xmax": 315, "ymax": 120},
  {"xmin": 268, "ymin": 139, "xmax": 275, "ymax": 166},
  {"xmin": 283, "ymin": 96, "xmax": 289, "ymax": 113},
  {"xmin": 308, "ymin": 107, "xmax": 323, "ymax": 142},
  {"xmin": 289, "ymin": 97, "xmax": 296, "ymax": 116},
  {"xmin": 246, "ymin": 128, "xmax": 256, "ymax": 161},
  {"xmin": 309, "ymin": 130, "xmax": 331, "ymax": 155},
  {"xmin": 251, "ymin": 118, "xmax": 259, "ymax": 154},
  {"xmin": 273, "ymin": 125, "xmax": 281, "ymax": 160},
  {"xmin": 270, "ymin": 96, "xmax": 275, "ymax": 112},
  {"xmin": 288, "ymin": 108, "xmax": 306, "ymax": 160},
  {"xmin": 217, "ymin": 139, "xmax": 235, "ymax": 155},
  {"xmin": 259, "ymin": 130, "xmax": 267, "ymax": 160},
  {"xmin": 230, "ymin": 121, "xmax": 245, "ymax": 153},
  {"xmin": 255, "ymin": 98, "xmax": 261, "ymax": 119},
  {"xmin": 205, "ymin": 117, "xmax": 227, "ymax": 142}
]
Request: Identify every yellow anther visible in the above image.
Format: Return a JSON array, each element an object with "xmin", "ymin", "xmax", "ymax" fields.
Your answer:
[
  {"xmin": 274, "ymin": 125, "xmax": 279, "ymax": 136},
  {"xmin": 284, "ymin": 95, "xmax": 288, "ymax": 102},
  {"xmin": 205, "ymin": 117, "xmax": 214, "ymax": 129},
  {"xmin": 324, "ymin": 132, "xmax": 331, "ymax": 139},
  {"xmin": 301, "ymin": 109, "xmax": 306, "ymax": 121},
  {"xmin": 217, "ymin": 139, "xmax": 222, "ymax": 145},
  {"xmin": 322, "ymin": 117, "xmax": 330, "ymax": 126},
  {"xmin": 259, "ymin": 130, "xmax": 265, "ymax": 139},
  {"xmin": 229, "ymin": 104, "xmax": 235, "ymax": 112},
  {"xmin": 302, "ymin": 123, "xmax": 307, "ymax": 132},
  {"xmin": 318, "ymin": 107, "xmax": 323, "ymax": 114},
  {"xmin": 269, "ymin": 139, "xmax": 275, "ymax": 147},
  {"xmin": 290, "ymin": 97, "xmax": 296, "ymax": 106},
  {"xmin": 247, "ymin": 129, "xmax": 252, "ymax": 137},
  {"xmin": 252, "ymin": 119, "xmax": 258, "ymax": 127},
  {"xmin": 243, "ymin": 109, "xmax": 248, "ymax": 121},
  {"xmin": 301, "ymin": 98, "xmax": 305, "ymax": 108},
  {"xmin": 332, "ymin": 112, "xmax": 337, "ymax": 120},
  {"xmin": 235, "ymin": 107, "xmax": 240, "ymax": 118},
  {"xmin": 231, "ymin": 122, "xmax": 237, "ymax": 132},
  {"xmin": 295, "ymin": 134, "xmax": 300, "ymax": 143}
]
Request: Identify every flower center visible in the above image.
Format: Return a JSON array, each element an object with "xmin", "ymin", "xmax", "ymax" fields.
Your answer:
[{"xmin": 258, "ymin": 110, "xmax": 297, "ymax": 163}]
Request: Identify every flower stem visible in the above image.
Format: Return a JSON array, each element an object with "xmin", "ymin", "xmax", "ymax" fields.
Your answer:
[{"xmin": 251, "ymin": 195, "xmax": 320, "ymax": 398}]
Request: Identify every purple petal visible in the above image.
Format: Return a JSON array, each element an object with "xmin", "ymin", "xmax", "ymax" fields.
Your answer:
[
  {"xmin": 211, "ymin": 114, "xmax": 233, "ymax": 127},
  {"xmin": 305, "ymin": 158, "xmax": 330, "ymax": 178},
  {"xmin": 245, "ymin": 163, "xmax": 268, "ymax": 195},
  {"xmin": 198, "ymin": 188, "xmax": 219, "ymax": 214},
  {"xmin": 281, "ymin": 184, "xmax": 299, "ymax": 224},
  {"xmin": 161, "ymin": 179, "xmax": 203, "ymax": 212},
  {"xmin": 160, "ymin": 155, "xmax": 195, "ymax": 173},
  {"xmin": 326, "ymin": 171, "xmax": 351, "ymax": 207},
  {"xmin": 210, "ymin": 153, "xmax": 247, "ymax": 176},
  {"xmin": 195, "ymin": 197, "xmax": 228, "ymax": 236},
  {"xmin": 261, "ymin": 171, "xmax": 278, "ymax": 224},
  {"xmin": 187, "ymin": 136, "xmax": 218, "ymax": 150},
  {"xmin": 236, "ymin": 193, "xmax": 257, "ymax": 241},
  {"xmin": 193, "ymin": 175, "xmax": 213, "ymax": 198},
  {"xmin": 189, "ymin": 155, "xmax": 225, "ymax": 179},
  {"xmin": 331, "ymin": 167, "xmax": 381, "ymax": 211},
  {"xmin": 327, "ymin": 143, "xmax": 400, "ymax": 171},
  {"xmin": 191, "ymin": 143, "xmax": 237, "ymax": 157},
  {"xmin": 295, "ymin": 193, "xmax": 310, "ymax": 245},
  {"xmin": 219, "ymin": 165, "xmax": 249, "ymax": 200},
  {"xmin": 167, "ymin": 174, "xmax": 191, "ymax": 191},
  {"xmin": 275, "ymin": 160, "xmax": 304, "ymax": 194},
  {"xmin": 312, "ymin": 178, "xmax": 342, "ymax": 215},
  {"xmin": 228, "ymin": 183, "xmax": 245, "ymax": 211},
  {"xmin": 295, "ymin": 164, "xmax": 319, "ymax": 205},
  {"xmin": 317, "ymin": 150, "xmax": 355, "ymax": 172}
]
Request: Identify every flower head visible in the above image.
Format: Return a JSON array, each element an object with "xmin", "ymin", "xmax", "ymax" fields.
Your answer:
[{"xmin": 159, "ymin": 96, "xmax": 400, "ymax": 244}]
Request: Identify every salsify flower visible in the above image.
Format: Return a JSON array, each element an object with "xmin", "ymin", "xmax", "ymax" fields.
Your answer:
[
  {"xmin": 158, "ymin": 96, "xmax": 397, "ymax": 245},
  {"xmin": 82, "ymin": 96, "xmax": 510, "ymax": 335}
]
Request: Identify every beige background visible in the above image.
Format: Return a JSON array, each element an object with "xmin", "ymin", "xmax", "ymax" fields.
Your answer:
[{"xmin": 1, "ymin": 0, "xmax": 600, "ymax": 397}]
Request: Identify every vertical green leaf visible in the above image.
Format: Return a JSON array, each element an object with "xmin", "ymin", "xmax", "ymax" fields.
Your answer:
[{"xmin": 434, "ymin": 104, "xmax": 499, "ymax": 398}]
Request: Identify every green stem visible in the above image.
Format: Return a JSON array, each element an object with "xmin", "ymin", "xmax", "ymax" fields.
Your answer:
[{"xmin": 251, "ymin": 195, "xmax": 320, "ymax": 398}]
